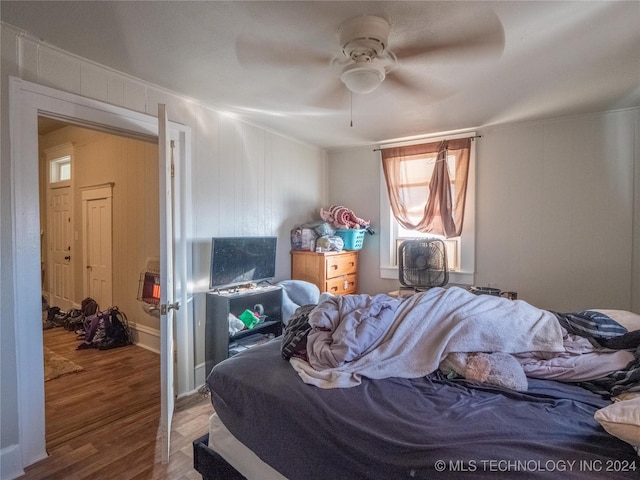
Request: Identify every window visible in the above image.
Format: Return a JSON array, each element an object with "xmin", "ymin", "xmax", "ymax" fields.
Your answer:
[
  {"xmin": 379, "ymin": 133, "xmax": 476, "ymax": 285},
  {"xmin": 50, "ymin": 155, "xmax": 71, "ymax": 183},
  {"xmin": 45, "ymin": 142, "xmax": 74, "ymax": 187}
]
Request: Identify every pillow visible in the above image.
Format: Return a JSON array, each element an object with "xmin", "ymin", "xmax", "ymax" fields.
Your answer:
[
  {"xmin": 592, "ymin": 309, "xmax": 640, "ymax": 332},
  {"xmin": 277, "ymin": 280, "xmax": 320, "ymax": 325},
  {"xmin": 594, "ymin": 397, "xmax": 640, "ymax": 453}
]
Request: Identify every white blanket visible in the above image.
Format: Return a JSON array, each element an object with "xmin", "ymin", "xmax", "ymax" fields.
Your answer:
[{"xmin": 291, "ymin": 287, "xmax": 565, "ymax": 388}]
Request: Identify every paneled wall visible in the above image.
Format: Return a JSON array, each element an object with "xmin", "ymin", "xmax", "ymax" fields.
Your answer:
[
  {"xmin": 190, "ymin": 109, "xmax": 327, "ymax": 385},
  {"xmin": 328, "ymin": 108, "xmax": 639, "ymax": 314}
]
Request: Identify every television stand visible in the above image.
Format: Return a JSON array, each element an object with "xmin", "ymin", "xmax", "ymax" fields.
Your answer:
[{"xmin": 205, "ymin": 285, "xmax": 282, "ymax": 376}]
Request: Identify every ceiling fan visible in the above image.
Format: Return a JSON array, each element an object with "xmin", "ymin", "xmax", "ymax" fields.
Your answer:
[
  {"xmin": 235, "ymin": 12, "xmax": 504, "ymax": 105},
  {"xmin": 334, "ymin": 15, "xmax": 395, "ymax": 94}
]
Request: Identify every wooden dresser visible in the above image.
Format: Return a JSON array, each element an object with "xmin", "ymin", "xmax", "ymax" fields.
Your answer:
[{"xmin": 291, "ymin": 250, "xmax": 358, "ymax": 295}]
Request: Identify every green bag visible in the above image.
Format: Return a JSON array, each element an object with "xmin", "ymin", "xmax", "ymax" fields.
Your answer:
[{"xmin": 239, "ymin": 309, "xmax": 260, "ymax": 329}]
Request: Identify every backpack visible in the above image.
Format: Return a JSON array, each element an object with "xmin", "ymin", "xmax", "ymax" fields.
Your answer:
[
  {"xmin": 63, "ymin": 308, "xmax": 84, "ymax": 331},
  {"xmin": 64, "ymin": 297, "xmax": 98, "ymax": 332},
  {"xmin": 95, "ymin": 307, "xmax": 133, "ymax": 350}
]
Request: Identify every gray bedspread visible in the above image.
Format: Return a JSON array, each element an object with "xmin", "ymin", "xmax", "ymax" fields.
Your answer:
[{"xmin": 207, "ymin": 340, "xmax": 638, "ymax": 480}]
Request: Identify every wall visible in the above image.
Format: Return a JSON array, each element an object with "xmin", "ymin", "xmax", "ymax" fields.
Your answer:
[
  {"xmin": 190, "ymin": 110, "xmax": 327, "ymax": 385},
  {"xmin": 1, "ymin": 22, "xmax": 326, "ymax": 476},
  {"xmin": 475, "ymin": 111, "xmax": 638, "ymax": 312},
  {"xmin": 328, "ymin": 108, "xmax": 639, "ymax": 313},
  {"xmin": 327, "ymin": 146, "xmax": 385, "ymax": 295},
  {"xmin": 39, "ymin": 126, "xmax": 161, "ymax": 342}
]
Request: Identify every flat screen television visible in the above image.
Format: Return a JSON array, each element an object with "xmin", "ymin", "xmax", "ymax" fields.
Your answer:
[{"xmin": 209, "ymin": 236, "xmax": 277, "ymax": 290}]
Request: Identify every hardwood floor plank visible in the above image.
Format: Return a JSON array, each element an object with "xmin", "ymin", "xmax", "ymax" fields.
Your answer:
[{"xmin": 19, "ymin": 327, "xmax": 213, "ymax": 480}]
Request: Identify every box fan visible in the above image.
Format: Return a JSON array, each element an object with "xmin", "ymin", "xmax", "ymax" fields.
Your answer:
[{"xmin": 398, "ymin": 239, "xmax": 448, "ymax": 290}]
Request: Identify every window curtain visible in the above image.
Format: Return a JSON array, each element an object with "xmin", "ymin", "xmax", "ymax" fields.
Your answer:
[{"xmin": 381, "ymin": 138, "xmax": 471, "ymax": 238}]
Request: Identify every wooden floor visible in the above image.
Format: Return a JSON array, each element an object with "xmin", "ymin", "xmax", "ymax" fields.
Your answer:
[{"xmin": 19, "ymin": 327, "xmax": 213, "ymax": 480}]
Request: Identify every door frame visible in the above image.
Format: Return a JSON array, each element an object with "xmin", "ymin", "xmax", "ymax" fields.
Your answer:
[{"xmin": 8, "ymin": 77, "xmax": 194, "ymax": 468}]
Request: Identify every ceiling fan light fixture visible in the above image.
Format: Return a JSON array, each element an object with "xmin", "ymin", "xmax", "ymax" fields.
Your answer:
[{"xmin": 340, "ymin": 62, "xmax": 386, "ymax": 94}]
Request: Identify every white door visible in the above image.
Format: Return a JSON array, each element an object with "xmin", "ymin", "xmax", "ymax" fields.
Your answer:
[
  {"xmin": 82, "ymin": 185, "xmax": 113, "ymax": 308},
  {"xmin": 158, "ymin": 104, "xmax": 177, "ymax": 463},
  {"xmin": 48, "ymin": 185, "xmax": 74, "ymax": 310}
]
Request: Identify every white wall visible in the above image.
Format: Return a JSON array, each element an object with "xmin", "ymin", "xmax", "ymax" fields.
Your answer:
[
  {"xmin": 327, "ymin": 146, "xmax": 387, "ymax": 294},
  {"xmin": 328, "ymin": 108, "xmax": 640, "ymax": 314},
  {"xmin": 1, "ymin": 22, "xmax": 326, "ymax": 475},
  {"xmin": 475, "ymin": 111, "xmax": 638, "ymax": 312}
]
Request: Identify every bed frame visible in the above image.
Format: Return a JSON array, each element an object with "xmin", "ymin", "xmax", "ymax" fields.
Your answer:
[{"xmin": 193, "ymin": 434, "xmax": 246, "ymax": 480}]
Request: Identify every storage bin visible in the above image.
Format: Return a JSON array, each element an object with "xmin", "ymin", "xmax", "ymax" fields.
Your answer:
[
  {"xmin": 335, "ymin": 229, "xmax": 366, "ymax": 250},
  {"xmin": 290, "ymin": 227, "xmax": 318, "ymax": 251}
]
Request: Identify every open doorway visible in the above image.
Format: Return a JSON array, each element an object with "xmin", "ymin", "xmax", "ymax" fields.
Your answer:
[
  {"xmin": 38, "ymin": 116, "xmax": 162, "ymax": 450},
  {"xmin": 11, "ymin": 78, "xmax": 193, "ymax": 467}
]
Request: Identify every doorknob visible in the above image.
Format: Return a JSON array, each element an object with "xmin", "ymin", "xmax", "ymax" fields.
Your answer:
[
  {"xmin": 159, "ymin": 302, "xmax": 181, "ymax": 315},
  {"xmin": 64, "ymin": 256, "xmax": 71, "ymax": 261}
]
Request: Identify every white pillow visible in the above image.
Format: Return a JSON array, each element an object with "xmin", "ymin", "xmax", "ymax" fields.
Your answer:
[{"xmin": 594, "ymin": 397, "xmax": 640, "ymax": 452}]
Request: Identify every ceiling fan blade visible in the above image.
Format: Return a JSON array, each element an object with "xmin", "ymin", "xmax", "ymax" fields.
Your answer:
[
  {"xmin": 385, "ymin": 70, "xmax": 455, "ymax": 100},
  {"xmin": 308, "ymin": 80, "xmax": 350, "ymax": 110},
  {"xmin": 393, "ymin": 16, "xmax": 505, "ymax": 63},
  {"xmin": 235, "ymin": 34, "xmax": 334, "ymax": 68}
]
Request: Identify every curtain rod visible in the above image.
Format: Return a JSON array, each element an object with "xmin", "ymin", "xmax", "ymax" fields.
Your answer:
[{"xmin": 372, "ymin": 134, "xmax": 482, "ymax": 152}]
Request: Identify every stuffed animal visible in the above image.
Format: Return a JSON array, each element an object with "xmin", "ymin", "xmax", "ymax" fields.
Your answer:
[
  {"xmin": 441, "ymin": 351, "xmax": 529, "ymax": 392},
  {"xmin": 320, "ymin": 205, "xmax": 371, "ymax": 231}
]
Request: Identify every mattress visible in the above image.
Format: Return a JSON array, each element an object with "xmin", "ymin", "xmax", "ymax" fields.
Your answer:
[
  {"xmin": 204, "ymin": 339, "xmax": 638, "ymax": 480},
  {"xmin": 207, "ymin": 412, "xmax": 284, "ymax": 480}
]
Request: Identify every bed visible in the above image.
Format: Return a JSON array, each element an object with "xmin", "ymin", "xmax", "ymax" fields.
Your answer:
[{"xmin": 194, "ymin": 287, "xmax": 640, "ymax": 479}]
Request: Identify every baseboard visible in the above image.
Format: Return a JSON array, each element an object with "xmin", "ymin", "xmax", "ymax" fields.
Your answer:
[
  {"xmin": 131, "ymin": 323, "xmax": 160, "ymax": 354},
  {"xmin": 0, "ymin": 444, "xmax": 26, "ymax": 480}
]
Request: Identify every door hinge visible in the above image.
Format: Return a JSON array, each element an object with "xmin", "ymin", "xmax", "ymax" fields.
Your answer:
[{"xmin": 170, "ymin": 140, "xmax": 175, "ymax": 178}]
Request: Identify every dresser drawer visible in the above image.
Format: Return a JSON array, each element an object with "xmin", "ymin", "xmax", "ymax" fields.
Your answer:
[
  {"xmin": 291, "ymin": 250, "xmax": 358, "ymax": 295},
  {"xmin": 325, "ymin": 252, "xmax": 357, "ymax": 279},
  {"xmin": 325, "ymin": 274, "xmax": 357, "ymax": 295}
]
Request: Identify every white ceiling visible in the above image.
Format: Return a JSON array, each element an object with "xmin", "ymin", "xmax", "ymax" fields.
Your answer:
[{"xmin": 3, "ymin": 1, "xmax": 639, "ymax": 150}]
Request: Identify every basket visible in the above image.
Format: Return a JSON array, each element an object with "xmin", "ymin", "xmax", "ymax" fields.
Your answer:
[{"xmin": 335, "ymin": 229, "xmax": 366, "ymax": 250}]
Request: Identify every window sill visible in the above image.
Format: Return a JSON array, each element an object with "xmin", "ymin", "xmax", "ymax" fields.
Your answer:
[{"xmin": 380, "ymin": 265, "xmax": 475, "ymax": 286}]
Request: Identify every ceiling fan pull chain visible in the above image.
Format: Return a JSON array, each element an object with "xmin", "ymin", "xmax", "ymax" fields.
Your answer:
[{"xmin": 350, "ymin": 92, "xmax": 353, "ymax": 127}]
